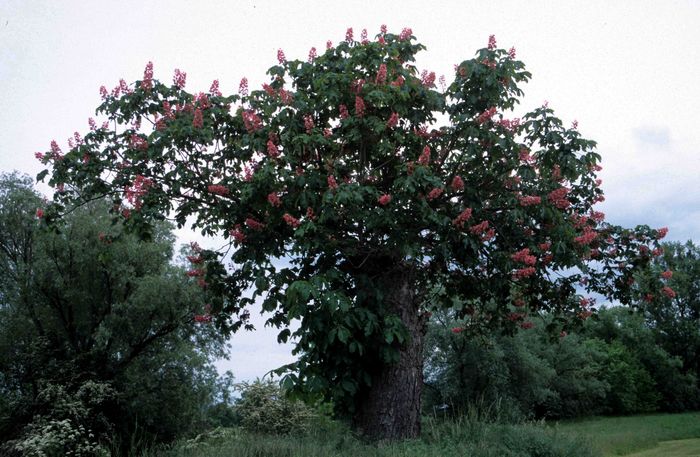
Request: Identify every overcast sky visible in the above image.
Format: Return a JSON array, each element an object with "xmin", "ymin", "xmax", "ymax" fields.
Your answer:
[{"xmin": 1, "ymin": 0, "xmax": 698, "ymax": 381}]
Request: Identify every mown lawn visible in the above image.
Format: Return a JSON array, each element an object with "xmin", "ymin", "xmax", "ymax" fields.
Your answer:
[{"xmin": 554, "ymin": 412, "xmax": 700, "ymax": 456}]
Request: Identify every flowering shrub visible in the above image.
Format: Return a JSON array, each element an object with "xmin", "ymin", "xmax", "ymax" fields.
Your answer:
[{"xmin": 39, "ymin": 27, "xmax": 669, "ymax": 440}]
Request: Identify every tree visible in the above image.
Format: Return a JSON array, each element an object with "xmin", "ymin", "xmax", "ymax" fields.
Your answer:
[
  {"xmin": 38, "ymin": 27, "xmax": 670, "ymax": 440},
  {"xmin": 0, "ymin": 172, "xmax": 227, "ymax": 453}
]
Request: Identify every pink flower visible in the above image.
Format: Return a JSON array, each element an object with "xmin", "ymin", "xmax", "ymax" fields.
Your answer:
[
  {"xmin": 34, "ymin": 152, "xmax": 44, "ymax": 161},
  {"xmin": 391, "ymin": 75, "xmax": 405, "ymax": 87},
  {"xmin": 399, "ymin": 27, "xmax": 412, "ymax": 41},
  {"xmin": 355, "ymin": 96, "xmax": 365, "ymax": 118},
  {"xmin": 100, "ymin": 85, "xmax": 108, "ymax": 100},
  {"xmin": 229, "ymin": 225, "xmax": 245, "ymax": 243},
  {"xmin": 376, "ymin": 63, "xmax": 387, "ymax": 84},
  {"xmin": 327, "ymin": 175, "xmax": 338, "ymax": 190},
  {"xmin": 662, "ymin": 286, "xmax": 676, "ymax": 299},
  {"xmin": 283, "ymin": 213, "xmax": 300, "ymax": 228},
  {"xmin": 339, "ymin": 104, "xmax": 349, "ymax": 119},
  {"xmin": 378, "ymin": 194, "xmax": 392, "ymax": 206},
  {"xmin": 427, "ymin": 187, "xmax": 443, "ymax": 201},
  {"xmin": 469, "ymin": 220, "xmax": 489, "ymax": 235},
  {"xmin": 572, "ymin": 120, "xmax": 579, "ymax": 129},
  {"xmin": 245, "ymin": 218, "xmax": 265, "ymax": 231},
  {"xmin": 520, "ymin": 321, "xmax": 534, "ymax": 330},
  {"xmin": 36, "ymin": 208, "xmax": 44, "ymax": 219},
  {"xmin": 652, "ymin": 247, "xmax": 664, "ymax": 257},
  {"xmin": 513, "ymin": 267, "xmax": 536, "ymax": 280},
  {"xmin": 452, "ymin": 208, "xmax": 473, "ymax": 228},
  {"xmin": 574, "ymin": 227, "xmax": 598, "ymax": 246},
  {"xmin": 476, "ymin": 107, "xmax": 497, "ymax": 124},
  {"xmin": 487, "ymin": 34, "xmax": 497, "ymax": 50},
  {"xmin": 239, "ymin": 77, "xmax": 249, "ymax": 96},
  {"xmin": 306, "ymin": 207, "xmax": 315, "ymax": 219},
  {"xmin": 303, "ymin": 114, "xmax": 314, "ymax": 133},
  {"xmin": 277, "ymin": 49, "xmax": 286, "ymax": 64},
  {"xmin": 380, "ymin": 24, "xmax": 387, "ymax": 34},
  {"xmin": 508, "ymin": 47, "xmax": 516, "ymax": 59},
  {"xmin": 538, "ymin": 241, "xmax": 551, "ymax": 251},
  {"xmin": 548, "ymin": 187, "xmax": 571, "ymax": 209},
  {"xmin": 193, "ymin": 109, "xmax": 203, "ymax": 128},
  {"xmin": 326, "ymin": 40, "xmax": 333, "ymax": 49},
  {"xmin": 656, "ymin": 227, "xmax": 669, "ymax": 239},
  {"xmin": 186, "ymin": 269, "xmax": 204, "ymax": 277},
  {"xmin": 242, "ymin": 110, "xmax": 262, "ymax": 133},
  {"xmin": 194, "ymin": 314, "xmax": 212, "ymax": 323},
  {"xmin": 267, "ymin": 192, "xmax": 282, "ymax": 207},
  {"xmin": 451, "ymin": 327, "xmax": 464, "ymax": 334},
  {"xmin": 130, "ymin": 135, "xmax": 148, "ymax": 151},
  {"xmin": 661, "ymin": 270, "xmax": 673, "ymax": 280},
  {"xmin": 421, "ymin": 70, "xmax": 436, "ymax": 88},
  {"xmin": 345, "ymin": 27, "xmax": 354, "ymax": 43},
  {"xmin": 267, "ymin": 140, "xmax": 280, "ymax": 158},
  {"xmin": 308, "ymin": 47, "xmax": 317, "ymax": 63},
  {"xmin": 450, "ymin": 175, "xmax": 465, "ymax": 191},
  {"xmin": 173, "ymin": 69, "xmax": 187, "ymax": 88},
  {"xmin": 210, "ymin": 79, "xmax": 222, "ymax": 96},
  {"xmin": 418, "ymin": 146, "xmax": 431, "ymax": 165},
  {"xmin": 141, "ymin": 61, "xmax": 154, "ymax": 90},
  {"xmin": 511, "ymin": 248, "xmax": 537, "ymax": 266},
  {"xmin": 519, "ymin": 195, "xmax": 541, "ymax": 207},
  {"xmin": 207, "ymin": 184, "xmax": 229, "ymax": 196},
  {"xmin": 361, "ymin": 28, "xmax": 368, "ymax": 44}
]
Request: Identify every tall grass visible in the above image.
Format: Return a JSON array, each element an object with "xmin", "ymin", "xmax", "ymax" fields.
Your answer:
[{"xmin": 144, "ymin": 413, "xmax": 599, "ymax": 457}]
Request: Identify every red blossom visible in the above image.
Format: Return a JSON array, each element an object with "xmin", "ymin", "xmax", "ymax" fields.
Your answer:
[
  {"xmin": 242, "ymin": 110, "xmax": 262, "ymax": 133},
  {"xmin": 193, "ymin": 109, "xmax": 203, "ymax": 128},
  {"xmin": 450, "ymin": 175, "xmax": 465, "ymax": 191},
  {"xmin": 345, "ymin": 27, "xmax": 354, "ymax": 43},
  {"xmin": 308, "ymin": 47, "xmax": 317, "ymax": 63},
  {"xmin": 141, "ymin": 61, "xmax": 153, "ymax": 90},
  {"xmin": 239, "ymin": 77, "xmax": 249, "ymax": 96},
  {"xmin": 277, "ymin": 49, "xmax": 286, "ymax": 64},
  {"xmin": 661, "ymin": 270, "xmax": 673, "ymax": 280},
  {"xmin": 487, "ymin": 34, "xmax": 497, "ymax": 50},
  {"xmin": 207, "ymin": 184, "xmax": 229, "ymax": 196},
  {"xmin": 508, "ymin": 47, "xmax": 516, "ymax": 59},
  {"xmin": 266, "ymin": 140, "xmax": 280, "ymax": 158},
  {"xmin": 511, "ymin": 248, "xmax": 537, "ymax": 266},
  {"xmin": 360, "ymin": 28, "xmax": 368, "ymax": 44},
  {"xmin": 209, "ymin": 79, "xmax": 222, "ymax": 96},
  {"xmin": 283, "ymin": 213, "xmax": 300, "ymax": 228},
  {"xmin": 386, "ymin": 112, "xmax": 399, "ymax": 129},
  {"xmin": 355, "ymin": 96, "xmax": 365, "ymax": 118},
  {"xmin": 662, "ymin": 286, "xmax": 676, "ymax": 299},
  {"xmin": 100, "ymin": 85, "xmax": 108, "ymax": 100},
  {"xmin": 376, "ymin": 63, "xmax": 387, "ymax": 84},
  {"xmin": 452, "ymin": 208, "xmax": 473, "ymax": 228},
  {"xmin": 339, "ymin": 104, "xmax": 349, "ymax": 119},
  {"xmin": 520, "ymin": 321, "xmax": 534, "ymax": 330},
  {"xmin": 267, "ymin": 192, "xmax": 282, "ymax": 207},
  {"xmin": 186, "ymin": 255, "xmax": 203, "ymax": 264},
  {"xmin": 519, "ymin": 195, "xmax": 541, "ymax": 207},
  {"xmin": 229, "ymin": 225, "xmax": 245, "ymax": 243},
  {"xmin": 476, "ymin": 107, "xmax": 497, "ymax": 124},
  {"xmin": 469, "ymin": 220, "xmax": 489, "ymax": 235},
  {"xmin": 303, "ymin": 114, "xmax": 315, "ymax": 133},
  {"xmin": 574, "ymin": 227, "xmax": 598, "ymax": 246},
  {"xmin": 399, "ymin": 27, "xmax": 412, "ymax": 41},
  {"xmin": 245, "ymin": 218, "xmax": 265, "ymax": 231},
  {"xmin": 427, "ymin": 187, "xmax": 443, "ymax": 201},
  {"xmin": 194, "ymin": 314, "xmax": 212, "ymax": 323},
  {"xmin": 173, "ymin": 69, "xmax": 187, "ymax": 88},
  {"xmin": 186, "ymin": 269, "xmax": 204, "ymax": 277},
  {"xmin": 306, "ymin": 207, "xmax": 315, "ymax": 219},
  {"xmin": 548, "ymin": 187, "xmax": 571, "ymax": 209},
  {"xmin": 421, "ymin": 70, "xmax": 436, "ymax": 88},
  {"xmin": 656, "ymin": 227, "xmax": 669, "ymax": 239},
  {"xmin": 378, "ymin": 194, "xmax": 392, "ymax": 206},
  {"xmin": 451, "ymin": 327, "xmax": 464, "ymax": 334},
  {"xmin": 36, "ymin": 208, "xmax": 44, "ymax": 219},
  {"xmin": 513, "ymin": 267, "xmax": 536, "ymax": 280},
  {"xmin": 652, "ymin": 247, "xmax": 664, "ymax": 257},
  {"xmin": 327, "ymin": 175, "xmax": 338, "ymax": 190},
  {"xmin": 418, "ymin": 146, "xmax": 431, "ymax": 165}
]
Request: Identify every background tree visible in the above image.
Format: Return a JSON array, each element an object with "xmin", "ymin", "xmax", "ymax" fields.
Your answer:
[
  {"xmin": 39, "ymin": 28, "xmax": 670, "ymax": 440},
  {"xmin": 0, "ymin": 172, "xmax": 229, "ymax": 454}
]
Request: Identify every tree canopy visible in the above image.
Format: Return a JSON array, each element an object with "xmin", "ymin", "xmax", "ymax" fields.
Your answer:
[{"xmin": 37, "ymin": 27, "xmax": 671, "ymax": 439}]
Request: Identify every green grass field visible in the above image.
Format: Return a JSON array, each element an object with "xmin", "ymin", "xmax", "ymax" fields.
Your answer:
[{"xmin": 554, "ymin": 412, "xmax": 700, "ymax": 456}]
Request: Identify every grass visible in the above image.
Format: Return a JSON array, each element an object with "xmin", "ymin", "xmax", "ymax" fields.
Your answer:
[
  {"xmin": 147, "ymin": 415, "xmax": 599, "ymax": 457},
  {"xmin": 553, "ymin": 411, "xmax": 700, "ymax": 456}
]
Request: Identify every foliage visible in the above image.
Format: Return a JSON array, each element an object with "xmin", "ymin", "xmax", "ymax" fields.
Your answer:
[
  {"xmin": 0, "ymin": 172, "xmax": 229, "ymax": 453},
  {"xmin": 38, "ymin": 27, "xmax": 669, "ymax": 435},
  {"xmin": 424, "ymin": 306, "xmax": 698, "ymax": 419},
  {"xmin": 231, "ymin": 379, "xmax": 316, "ymax": 435}
]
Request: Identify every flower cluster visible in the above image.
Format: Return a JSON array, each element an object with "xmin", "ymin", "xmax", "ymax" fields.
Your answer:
[
  {"xmin": 267, "ymin": 192, "xmax": 282, "ymax": 207},
  {"xmin": 452, "ymin": 208, "xmax": 473, "ymax": 228},
  {"xmin": 355, "ymin": 96, "xmax": 365, "ymax": 118},
  {"xmin": 519, "ymin": 195, "xmax": 541, "ymax": 207},
  {"xmin": 476, "ymin": 107, "xmax": 497, "ymax": 124},
  {"xmin": 378, "ymin": 194, "xmax": 392, "ymax": 206},
  {"xmin": 488, "ymin": 34, "xmax": 497, "ymax": 50},
  {"xmin": 386, "ymin": 112, "xmax": 399, "ymax": 129},
  {"xmin": 511, "ymin": 248, "xmax": 537, "ymax": 266},
  {"xmin": 242, "ymin": 110, "xmax": 262, "ymax": 133},
  {"xmin": 427, "ymin": 187, "xmax": 443, "ymax": 201},
  {"xmin": 327, "ymin": 175, "xmax": 338, "ymax": 190},
  {"xmin": 418, "ymin": 146, "xmax": 431, "ymax": 165},
  {"xmin": 303, "ymin": 114, "xmax": 314, "ymax": 133},
  {"xmin": 141, "ymin": 61, "xmax": 153, "ymax": 90},
  {"xmin": 277, "ymin": 49, "xmax": 286, "ymax": 64},
  {"xmin": 399, "ymin": 27, "xmax": 412, "ymax": 41},
  {"xmin": 207, "ymin": 184, "xmax": 229, "ymax": 196},
  {"xmin": 173, "ymin": 69, "xmax": 187, "ymax": 88},
  {"xmin": 548, "ymin": 187, "xmax": 571, "ymax": 209},
  {"xmin": 229, "ymin": 225, "xmax": 245, "ymax": 243},
  {"xmin": 283, "ymin": 213, "xmax": 300, "ymax": 228},
  {"xmin": 239, "ymin": 77, "xmax": 249, "ymax": 96},
  {"xmin": 339, "ymin": 104, "xmax": 349, "ymax": 119},
  {"xmin": 376, "ymin": 63, "xmax": 387, "ymax": 84},
  {"xmin": 245, "ymin": 218, "xmax": 265, "ymax": 231}
]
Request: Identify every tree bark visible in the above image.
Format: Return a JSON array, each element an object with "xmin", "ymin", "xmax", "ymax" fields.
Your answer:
[{"xmin": 353, "ymin": 264, "xmax": 425, "ymax": 441}]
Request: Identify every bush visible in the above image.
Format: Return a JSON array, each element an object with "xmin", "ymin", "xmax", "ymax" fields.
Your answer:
[{"xmin": 233, "ymin": 379, "xmax": 316, "ymax": 435}]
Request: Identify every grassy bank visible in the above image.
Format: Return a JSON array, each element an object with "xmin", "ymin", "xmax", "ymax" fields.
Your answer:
[{"xmin": 554, "ymin": 411, "xmax": 700, "ymax": 456}]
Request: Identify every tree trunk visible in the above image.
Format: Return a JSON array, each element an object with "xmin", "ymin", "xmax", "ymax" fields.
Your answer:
[{"xmin": 353, "ymin": 264, "xmax": 425, "ymax": 441}]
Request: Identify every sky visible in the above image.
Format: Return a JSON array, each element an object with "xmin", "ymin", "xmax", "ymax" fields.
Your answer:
[{"xmin": 1, "ymin": 0, "xmax": 699, "ymax": 382}]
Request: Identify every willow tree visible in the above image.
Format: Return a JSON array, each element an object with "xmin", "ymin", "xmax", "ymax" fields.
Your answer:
[{"xmin": 38, "ymin": 27, "xmax": 670, "ymax": 440}]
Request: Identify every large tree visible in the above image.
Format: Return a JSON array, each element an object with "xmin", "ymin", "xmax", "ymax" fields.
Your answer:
[{"xmin": 38, "ymin": 27, "xmax": 671, "ymax": 440}]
